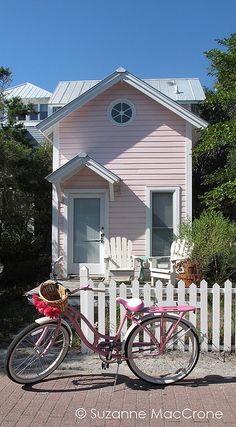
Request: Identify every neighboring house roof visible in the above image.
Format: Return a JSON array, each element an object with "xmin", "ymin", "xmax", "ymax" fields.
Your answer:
[
  {"xmin": 49, "ymin": 77, "xmax": 205, "ymax": 105},
  {"xmin": 38, "ymin": 68, "xmax": 208, "ymax": 132},
  {"xmin": 25, "ymin": 125, "xmax": 46, "ymax": 144},
  {"xmin": 47, "ymin": 152, "xmax": 120, "ymax": 201},
  {"xmin": 6, "ymin": 82, "xmax": 52, "ymax": 100}
]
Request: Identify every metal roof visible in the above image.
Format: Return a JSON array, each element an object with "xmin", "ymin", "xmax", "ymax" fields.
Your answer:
[
  {"xmin": 6, "ymin": 83, "xmax": 52, "ymax": 100},
  {"xmin": 49, "ymin": 77, "xmax": 205, "ymax": 105},
  {"xmin": 38, "ymin": 69, "xmax": 207, "ymax": 132},
  {"xmin": 25, "ymin": 125, "xmax": 46, "ymax": 144}
]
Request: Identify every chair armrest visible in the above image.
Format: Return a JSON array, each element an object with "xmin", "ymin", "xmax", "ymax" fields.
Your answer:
[{"xmin": 149, "ymin": 256, "xmax": 170, "ymax": 269}]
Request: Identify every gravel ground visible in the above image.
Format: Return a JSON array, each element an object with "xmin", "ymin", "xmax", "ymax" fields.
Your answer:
[
  {"xmin": 1, "ymin": 347, "xmax": 235, "ymax": 377},
  {"xmin": 59, "ymin": 350, "xmax": 236, "ymax": 376}
]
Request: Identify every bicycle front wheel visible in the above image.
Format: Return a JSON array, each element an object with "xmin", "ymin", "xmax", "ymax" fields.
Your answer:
[
  {"xmin": 125, "ymin": 315, "xmax": 199, "ymax": 385},
  {"xmin": 5, "ymin": 322, "xmax": 70, "ymax": 384}
]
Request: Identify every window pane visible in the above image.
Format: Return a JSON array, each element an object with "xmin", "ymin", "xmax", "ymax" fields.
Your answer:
[
  {"xmin": 124, "ymin": 108, "xmax": 132, "ymax": 118},
  {"xmin": 30, "ymin": 105, "xmax": 38, "ymax": 121},
  {"xmin": 113, "ymin": 103, "xmax": 121, "ymax": 112},
  {"xmin": 122, "ymin": 115, "xmax": 130, "ymax": 123},
  {"xmin": 152, "ymin": 228, "xmax": 173, "ymax": 256},
  {"xmin": 112, "ymin": 109, "xmax": 120, "ymax": 118},
  {"xmin": 151, "ymin": 192, "xmax": 174, "ymax": 256},
  {"xmin": 122, "ymin": 103, "xmax": 130, "ymax": 111},
  {"xmin": 73, "ymin": 198, "xmax": 100, "ymax": 263},
  {"xmin": 18, "ymin": 113, "xmax": 26, "ymax": 121},
  {"xmin": 52, "ymin": 106, "xmax": 62, "ymax": 113},
  {"xmin": 39, "ymin": 104, "xmax": 48, "ymax": 120},
  {"xmin": 152, "ymin": 193, "xmax": 173, "ymax": 227},
  {"xmin": 113, "ymin": 114, "xmax": 122, "ymax": 123}
]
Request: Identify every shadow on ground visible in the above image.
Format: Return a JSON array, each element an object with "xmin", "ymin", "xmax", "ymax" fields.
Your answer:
[{"xmin": 19, "ymin": 371, "xmax": 236, "ymax": 394}]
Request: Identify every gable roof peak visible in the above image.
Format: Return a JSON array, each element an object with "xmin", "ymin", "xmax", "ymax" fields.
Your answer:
[
  {"xmin": 78, "ymin": 152, "xmax": 87, "ymax": 158},
  {"xmin": 116, "ymin": 67, "xmax": 126, "ymax": 73}
]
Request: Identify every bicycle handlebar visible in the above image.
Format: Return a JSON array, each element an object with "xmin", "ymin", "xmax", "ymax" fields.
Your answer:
[{"xmin": 70, "ymin": 285, "xmax": 106, "ymax": 294}]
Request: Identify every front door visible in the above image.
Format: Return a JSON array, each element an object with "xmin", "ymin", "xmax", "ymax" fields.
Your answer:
[{"xmin": 69, "ymin": 193, "xmax": 105, "ymax": 275}]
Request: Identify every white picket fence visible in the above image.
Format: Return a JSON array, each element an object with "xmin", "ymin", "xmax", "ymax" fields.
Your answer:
[{"xmin": 78, "ymin": 267, "xmax": 236, "ymax": 354}]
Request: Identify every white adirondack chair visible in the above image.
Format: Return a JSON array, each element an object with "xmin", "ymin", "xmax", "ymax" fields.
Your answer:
[
  {"xmin": 149, "ymin": 239, "xmax": 193, "ymax": 285},
  {"xmin": 104, "ymin": 237, "xmax": 136, "ymax": 281}
]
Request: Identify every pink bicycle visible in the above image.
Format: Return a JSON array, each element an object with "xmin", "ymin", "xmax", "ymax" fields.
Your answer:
[{"xmin": 5, "ymin": 260, "xmax": 200, "ymax": 386}]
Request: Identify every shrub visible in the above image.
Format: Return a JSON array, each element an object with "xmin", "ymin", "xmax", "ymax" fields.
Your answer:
[{"xmin": 178, "ymin": 212, "xmax": 236, "ymax": 285}]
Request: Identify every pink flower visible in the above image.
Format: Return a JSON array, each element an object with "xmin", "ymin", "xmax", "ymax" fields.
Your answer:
[
  {"xmin": 44, "ymin": 306, "xmax": 61, "ymax": 318},
  {"xmin": 32, "ymin": 293, "xmax": 61, "ymax": 318}
]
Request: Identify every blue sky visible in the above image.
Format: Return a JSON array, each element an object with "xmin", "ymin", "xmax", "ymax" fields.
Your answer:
[{"xmin": 2, "ymin": 0, "xmax": 236, "ymax": 92}]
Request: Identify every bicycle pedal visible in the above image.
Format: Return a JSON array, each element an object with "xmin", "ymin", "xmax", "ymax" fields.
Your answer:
[{"xmin": 102, "ymin": 362, "xmax": 109, "ymax": 370}]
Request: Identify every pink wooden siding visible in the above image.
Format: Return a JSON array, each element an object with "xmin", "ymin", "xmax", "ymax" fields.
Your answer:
[{"xmin": 58, "ymin": 82, "xmax": 187, "ymax": 255}]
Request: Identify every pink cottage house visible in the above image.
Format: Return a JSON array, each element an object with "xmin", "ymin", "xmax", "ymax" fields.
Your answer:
[{"xmin": 37, "ymin": 68, "xmax": 207, "ymax": 278}]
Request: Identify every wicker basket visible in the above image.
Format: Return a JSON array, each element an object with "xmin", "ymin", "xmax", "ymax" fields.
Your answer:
[{"xmin": 39, "ymin": 280, "xmax": 69, "ymax": 312}]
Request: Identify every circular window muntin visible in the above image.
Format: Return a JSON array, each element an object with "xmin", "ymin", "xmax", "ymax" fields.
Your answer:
[{"xmin": 108, "ymin": 98, "xmax": 135, "ymax": 126}]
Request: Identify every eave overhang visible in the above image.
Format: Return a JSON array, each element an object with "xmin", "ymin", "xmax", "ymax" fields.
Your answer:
[{"xmin": 46, "ymin": 152, "xmax": 120, "ymax": 201}]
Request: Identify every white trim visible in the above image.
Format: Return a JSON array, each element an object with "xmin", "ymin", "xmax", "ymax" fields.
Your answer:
[
  {"xmin": 146, "ymin": 187, "xmax": 180, "ymax": 257},
  {"xmin": 124, "ymin": 74, "xmax": 207, "ymax": 129},
  {"xmin": 37, "ymin": 70, "xmax": 208, "ymax": 132},
  {"xmin": 185, "ymin": 122, "xmax": 192, "ymax": 220},
  {"xmin": 51, "ymin": 123, "xmax": 60, "ymax": 262},
  {"xmin": 52, "ymin": 184, "xmax": 59, "ymax": 262},
  {"xmin": 63, "ymin": 192, "xmax": 68, "ymax": 278},
  {"xmin": 63, "ymin": 189, "xmax": 109, "ymax": 277},
  {"xmin": 52, "ymin": 123, "xmax": 60, "ymax": 171},
  {"xmin": 46, "ymin": 152, "xmax": 120, "ymax": 186},
  {"xmin": 107, "ymin": 98, "xmax": 136, "ymax": 126},
  {"xmin": 46, "ymin": 152, "xmax": 120, "ymax": 201},
  {"xmin": 37, "ymin": 71, "xmax": 122, "ymax": 131}
]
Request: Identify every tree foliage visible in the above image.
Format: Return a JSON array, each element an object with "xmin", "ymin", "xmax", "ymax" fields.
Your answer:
[
  {"xmin": 0, "ymin": 67, "xmax": 52, "ymax": 269},
  {"xmin": 193, "ymin": 34, "xmax": 236, "ymax": 219}
]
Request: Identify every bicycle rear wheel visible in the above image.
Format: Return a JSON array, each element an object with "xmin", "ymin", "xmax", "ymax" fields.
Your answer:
[
  {"xmin": 5, "ymin": 322, "xmax": 70, "ymax": 384},
  {"xmin": 125, "ymin": 315, "xmax": 199, "ymax": 385}
]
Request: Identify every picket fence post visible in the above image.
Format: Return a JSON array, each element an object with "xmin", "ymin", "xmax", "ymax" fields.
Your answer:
[
  {"xmin": 200, "ymin": 280, "xmax": 208, "ymax": 351},
  {"xmin": 80, "ymin": 266, "xmax": 94, "ymax": 354},
  {"xmin": 224, "ymin": 280, "xmax": 232, "ymax": 352}
]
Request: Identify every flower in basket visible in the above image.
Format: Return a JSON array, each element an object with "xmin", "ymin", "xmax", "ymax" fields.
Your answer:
[
  {"xmin": 43, "ymin": 306, "xmax": 61, "ymax": 318},
  {"xmin": 32, "ymin": 294, "xmax": 61, "ymax": 318}
]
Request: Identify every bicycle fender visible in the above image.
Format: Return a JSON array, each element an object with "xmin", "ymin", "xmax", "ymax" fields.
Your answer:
[
  {"xmin": 35, "ymin": 317, "xmax": 73, "ymax": 346},
  {"xmin": 121, "ymin": 312, "xmax": 198, "ymax": 353}
]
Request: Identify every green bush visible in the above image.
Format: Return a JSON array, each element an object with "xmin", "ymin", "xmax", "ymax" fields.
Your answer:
[{"xmin": 178, "ymin": 212, "xmax": 236, "ymax": 285}]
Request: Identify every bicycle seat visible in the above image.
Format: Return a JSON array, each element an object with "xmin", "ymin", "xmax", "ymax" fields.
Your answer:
[{"xmin": 116, "ymin": 297, "xmax": 144, "ymax": 313}]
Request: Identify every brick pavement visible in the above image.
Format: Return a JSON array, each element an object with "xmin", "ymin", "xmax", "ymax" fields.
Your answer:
[{"xmin": 0, "ymin": 353, "xmax": 236, "ymax": 427}]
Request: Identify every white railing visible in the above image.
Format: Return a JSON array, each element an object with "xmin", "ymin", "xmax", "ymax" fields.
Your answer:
[{"xmin": 79, "ymin": 266, "xmax": 236, "ymax": 354}]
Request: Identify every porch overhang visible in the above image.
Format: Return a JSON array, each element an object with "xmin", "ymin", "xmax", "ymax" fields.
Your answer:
[{"xmin": 46, "ymin": 152, "xmax": 120, "ymax": 201}]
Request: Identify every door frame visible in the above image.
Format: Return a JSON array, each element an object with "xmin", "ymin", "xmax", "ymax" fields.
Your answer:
[{"xmin": 64, "ymin": 189, "xmax": 109, "ymax": 277}]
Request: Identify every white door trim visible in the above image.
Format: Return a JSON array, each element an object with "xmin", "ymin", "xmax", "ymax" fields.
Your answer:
[{"xmin": 63, "ymin": 189, "xmax": 109, "ymax": 277}]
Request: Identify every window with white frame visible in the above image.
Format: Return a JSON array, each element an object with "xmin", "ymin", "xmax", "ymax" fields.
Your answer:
[
  {"xmin": 149, "ymin": 188, "xmax": 180, "ymax": 256},
  {"xmin": 29, "ymin": 104, "xmax": 48, "ymax": 121},
  {"xmin": 108, "ymin": 99, "xmax": 135, "ymax": 126}
]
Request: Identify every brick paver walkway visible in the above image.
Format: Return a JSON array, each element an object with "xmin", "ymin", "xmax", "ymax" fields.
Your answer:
[{"xmin": 0, "ymin": 353, "xmax": 236, "ymax": 427}]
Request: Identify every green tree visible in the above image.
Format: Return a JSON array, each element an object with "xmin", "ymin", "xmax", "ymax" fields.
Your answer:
[
  {"xmin": 193, "ymin": 34, "xmax": 236, "ymax": 219},
  {"xmin": 0, "ymin": 67, "xmax": 52, "ymax": 286}
]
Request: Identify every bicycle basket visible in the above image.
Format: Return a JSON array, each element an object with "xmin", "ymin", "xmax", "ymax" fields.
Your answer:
[{"xmin": 39, "ymin": 280, "xmax": 69, "ymax": 312}]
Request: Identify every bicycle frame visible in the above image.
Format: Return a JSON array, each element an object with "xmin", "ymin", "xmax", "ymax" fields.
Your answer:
[{"xmin": 35, "ymin": 300, "xmax": 196, "ymax": 362}]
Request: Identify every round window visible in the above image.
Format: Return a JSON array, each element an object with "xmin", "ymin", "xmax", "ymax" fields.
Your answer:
[{"xmin": 108, "ymin": 99, "xmax": 135, "ymax": 126}]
